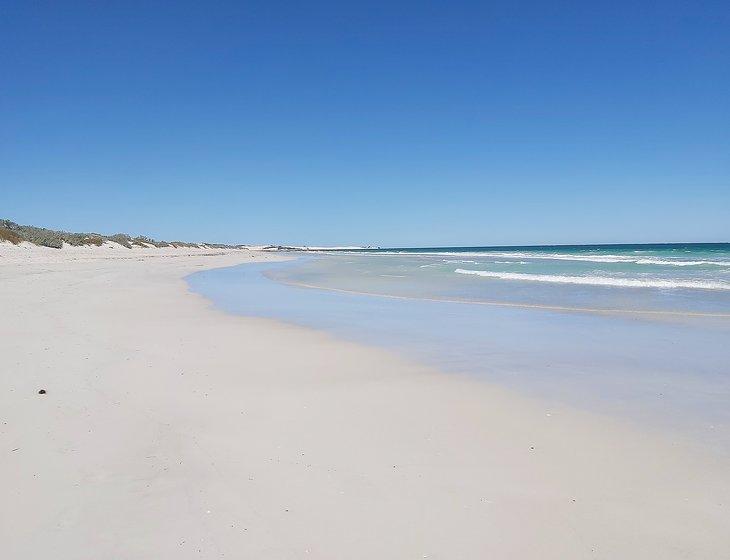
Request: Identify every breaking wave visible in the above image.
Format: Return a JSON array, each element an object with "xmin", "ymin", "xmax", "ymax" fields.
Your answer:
[{"xmin": 454, "ymin": 269, "xmax": 730, "ymax": 290}]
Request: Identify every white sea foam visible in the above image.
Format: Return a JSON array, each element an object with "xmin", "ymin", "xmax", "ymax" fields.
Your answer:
[
  {"xmin": 634, "ymin": 258, "xmax": 730, "ymax": 267},
  {"xmin": 454, "ymin": 252, "xmax": 730, "ymax": 266},
  {"xmin": 348, "ymin": 250, "xmax": 730, "ymax": 267},
  {"xmin": 454, "ymin": 269, "xmax": 730, "ymax": 290}
]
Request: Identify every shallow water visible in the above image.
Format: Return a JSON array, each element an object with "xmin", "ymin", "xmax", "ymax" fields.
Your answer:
[
  {"xmin": 276, "ymin": 244, "xmax": 730, "ymax": 315},
  {"xmin": 188, "ymin": 256, "xmax": 730, "ymax": 455}
]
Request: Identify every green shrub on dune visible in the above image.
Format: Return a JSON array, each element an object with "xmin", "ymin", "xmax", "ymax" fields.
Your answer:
[{"xmin": 0, "ymin": 219, "xmax": 237, "ymax": 249}]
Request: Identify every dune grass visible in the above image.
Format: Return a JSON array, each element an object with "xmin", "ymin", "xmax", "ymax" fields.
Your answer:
[
  {"xmin": 0, "ymin": 227, "xmax": 22, "ymax": 245},
  {"xmin": 0, "ymin": 219, "xmax": 239, "ymax": 249}
]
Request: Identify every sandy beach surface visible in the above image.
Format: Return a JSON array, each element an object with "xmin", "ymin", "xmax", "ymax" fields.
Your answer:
[{"xmin": 1, "ymin": 244, "xmax": 728, "ymax": 559}]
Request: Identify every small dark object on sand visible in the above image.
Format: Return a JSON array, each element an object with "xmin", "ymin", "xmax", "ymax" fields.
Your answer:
[{"xmin": 38, "ymin": 389, "xmax": 46, "ymax": 395}]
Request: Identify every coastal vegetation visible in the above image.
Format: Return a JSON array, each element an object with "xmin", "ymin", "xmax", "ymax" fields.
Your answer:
[
  {"xmin": 0, "ymin": 219, "xmax": 242, "ymax": 249},
  {"xmin": 0, "ymin": 225, "xmax": 22, "ymax": 244}
]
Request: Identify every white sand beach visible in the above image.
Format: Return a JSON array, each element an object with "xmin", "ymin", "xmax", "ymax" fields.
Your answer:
[{"xmin": 1, "ymin": 244, "xmax": 729, "ymax": 559}]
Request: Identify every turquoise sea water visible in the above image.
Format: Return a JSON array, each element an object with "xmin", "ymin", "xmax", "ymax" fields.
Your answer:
[
  {"xmin": 282, "ymin": 243, "xmax": 730, "ymax": 315},
  {"xmin": 188, "ymin": 244, "xmax": 730, "ymax": 454}
]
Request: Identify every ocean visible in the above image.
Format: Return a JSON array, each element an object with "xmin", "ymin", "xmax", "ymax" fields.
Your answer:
[
  {"xmin": 276, "ymin": 243, "xmax": 730, "ymax": 316},
  {"xmin": 187, "ymin": 243, "xmax": 730, "ymax": 454}
]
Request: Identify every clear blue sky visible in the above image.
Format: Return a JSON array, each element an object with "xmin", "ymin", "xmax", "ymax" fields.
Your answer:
[{"xmin": 1, "ymin": 1, "xmax": 728, "ymax": 246}]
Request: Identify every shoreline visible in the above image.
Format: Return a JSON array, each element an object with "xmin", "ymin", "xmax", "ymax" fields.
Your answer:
[
  {"xmin": 2, "ymin": 245, "xmax": 729, "ymax": 558},
  {"xmin": 273, "ymin": 273, "xmax": 730, "ymax": 319}
]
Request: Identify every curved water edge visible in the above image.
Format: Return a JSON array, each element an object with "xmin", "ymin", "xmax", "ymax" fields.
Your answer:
[
  {"xmin": 270, "ymin": 276, "xmax": 730, "ymax": 318},
  {"xmin": 187, "ymin": 258, "xmax": 730, "ymax": 456},
  {"xmin": 269, "ymin": 248, "xmax": 730, "ymax": 315}
]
